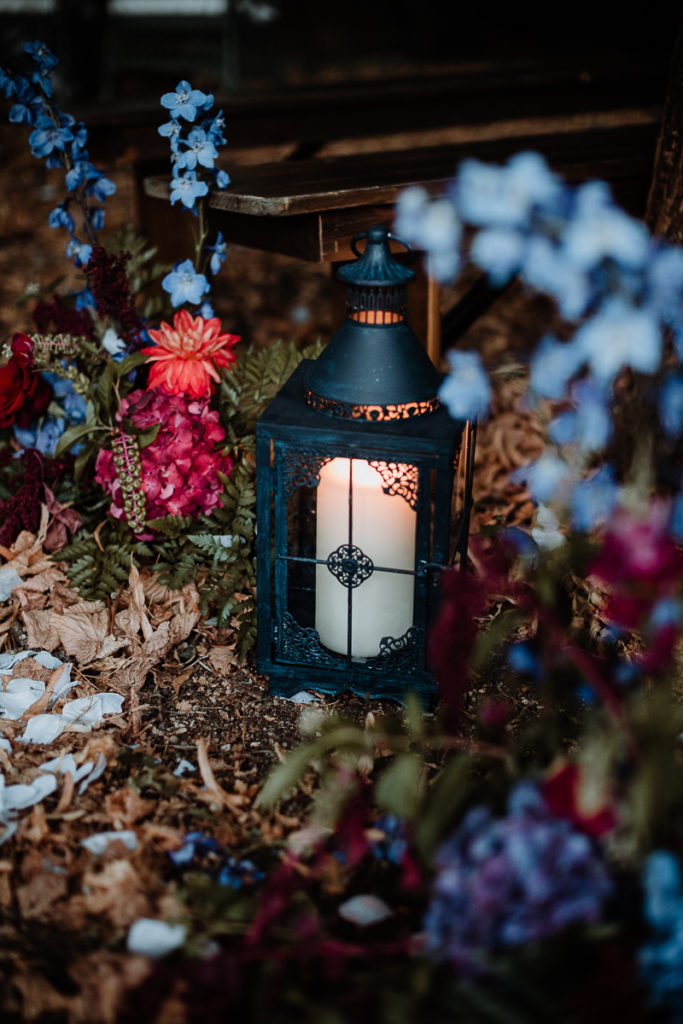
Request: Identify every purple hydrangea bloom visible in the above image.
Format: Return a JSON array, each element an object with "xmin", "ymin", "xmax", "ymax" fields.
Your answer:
[{"xmin": 423, "ymin": 781, "xmax": 612, "ymax": 969}]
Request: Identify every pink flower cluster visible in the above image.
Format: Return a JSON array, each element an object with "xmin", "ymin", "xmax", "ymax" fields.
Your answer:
[{"xmin": 95, "ymin": 389, "xmax": 232, "ymax": 525}]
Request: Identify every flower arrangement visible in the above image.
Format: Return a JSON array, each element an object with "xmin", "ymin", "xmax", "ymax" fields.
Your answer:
[{"xmin": 2, "ymin": 38, "xmax": 683, "ymax": 1024}]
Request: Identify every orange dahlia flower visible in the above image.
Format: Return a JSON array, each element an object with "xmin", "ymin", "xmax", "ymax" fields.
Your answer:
[{"xmin": 142, "ymin": 310, "xmax": 240, "ymax": 398}]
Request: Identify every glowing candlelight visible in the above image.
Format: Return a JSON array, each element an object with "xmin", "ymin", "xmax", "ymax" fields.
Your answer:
[{"xmin": 315, "ymin": 457, "xmax": 416, "ymax": 658}]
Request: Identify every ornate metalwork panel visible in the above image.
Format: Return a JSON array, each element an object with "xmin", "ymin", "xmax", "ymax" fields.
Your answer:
[
  {"xmin": 326, "ymin": 544, "xmax": 374, "ymax": 588},
  {"xmin": 281, "ymin": 449, "xmax": 331, "ymax": 498},
  {"xmin": 279, "ymin": 612, "xmax": 341, "ymax": 668},
  {"xmin": 368, "ymin": 460, "xmax": 419, "ymax": 509},
  {"xmin": 303, "ymin": 388, "xmax": 440, "ymax": 421}
]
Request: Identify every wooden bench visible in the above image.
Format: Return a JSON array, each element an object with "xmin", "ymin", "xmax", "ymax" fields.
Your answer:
[{"xmin": 126, "ymin": 54, "xmax": 666, "ymax": 361}]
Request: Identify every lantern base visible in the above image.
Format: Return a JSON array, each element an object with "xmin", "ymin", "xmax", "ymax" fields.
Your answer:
[{"xmin": 264, "ymin": 665, "xmax": 437, "ymax": 708}]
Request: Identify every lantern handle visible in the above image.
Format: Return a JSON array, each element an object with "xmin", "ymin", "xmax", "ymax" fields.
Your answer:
[{"xmin": 350, "ymin": 227, "xmax": 414, "ymax": 261}]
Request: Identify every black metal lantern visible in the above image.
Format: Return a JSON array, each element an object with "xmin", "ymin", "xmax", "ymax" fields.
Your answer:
[{"xmin": 255, "ymin": 225, "xmax": 475, "ymax": 703}]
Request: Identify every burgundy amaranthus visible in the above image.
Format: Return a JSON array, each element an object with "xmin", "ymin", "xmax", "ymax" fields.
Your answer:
[
  {"xmin": 95, "ymin": 388, "xmax": 232, "ymax": 528},
  {"xmin": 33, "ymin": 294, "xmax": 94, "ymax": 340},
  {"xmin": 0, "ymin": 449, "xmax": 63, "ymax": 547},
  {"xmin": 85, "ymin": 245, "xmax": 144, "ymax": 348}
]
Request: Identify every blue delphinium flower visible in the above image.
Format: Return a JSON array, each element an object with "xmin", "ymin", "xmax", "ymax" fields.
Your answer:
[
  {"xmin": 438, "ymin": 349, "xmax": 491, "ymax": 421},
  {"xmin": 512, "ymin": 451, "xmax": 572, "ymax": 505},
  {"xmin": 162, "ymin": 259, "xmax": 210, "ymax": 307},
  {"xmin": 369, "ymin": 814, "xmax": 408, "ymax": 864},
  {"xmin": 175, "ymin": 127, "xmax": 218, "ymax": 171},
  {"xmin": 548, "ymin": 377, "xmax": 612, "ymax": 452},
  {"xmin": 521, "ymin": 236, "xmax": 591, "ymax": 319},
  {"xmin": 570, "ymin": 465, "xmax": 619, "ymax": 532},
  {"xmin": 217, "ymin": 856, "xmax": 264, "ymax": 889},
  {"xmin": 574, "ymin": 298, "xmax": 662, "ymax": 387},
  {"xmin": 453, "ymin": 151, "xmax": 561, "ymax": 229},
  {"xmin": 469, "ymin": 227, "xmax": 524, "ymax": 286},
  {"xmin": 528, "ymin": 335, "xmax": 585, "ymax": 401},
  {"xmin": 207, "ymin": 231, "xmax": 227, "ymax": 275},
  {"xmin": 659, "ymin": 374, "xmax": 683, "ymax": 440},
  {"xmin": 160, "ymin": 80, "xmax": 212, "ymax": 121},
  {"xmin": 169, "ymin": 169, "xmax": 209, "ymax": 210},
  {"xmin": 639, "ymin": 851, "xmax": 683, "ymax": 1020},
  {"xmin": 423, "ymin": 780, "xmax": 612, "ymax": 969},
  {"xmin": 1, "ymin": 41, "xmax": 115, "ymax": 280},
  {"xmin": 563, "ymin": 181, "xmax": 650, "ymax": 272},
  {"xmin": 394, "ymin": 187, "xmax": 461, "ymax": 283}
]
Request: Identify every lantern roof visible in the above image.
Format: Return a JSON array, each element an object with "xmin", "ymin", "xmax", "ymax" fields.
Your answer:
[{"xmin": 337, "ymin": 225, "xmax": 415, "ymax": 287}]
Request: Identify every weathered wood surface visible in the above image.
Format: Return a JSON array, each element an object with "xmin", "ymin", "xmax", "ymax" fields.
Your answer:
[
  {"xmin": 144, "ymin": 122, "xmax": 660, "ymax": 263},
  {"xmin": 646, "ymin": 15, "xmax": 683, "ymax": 242}
]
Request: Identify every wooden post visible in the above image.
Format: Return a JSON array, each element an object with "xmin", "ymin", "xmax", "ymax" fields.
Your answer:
[{"xmin": 646, "ymin": 14, "xmax": 683, "ymax": 241}]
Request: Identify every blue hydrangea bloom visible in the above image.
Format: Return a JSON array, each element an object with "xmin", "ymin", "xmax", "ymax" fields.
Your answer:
[
  {"xmin": 169, "ymin": 169, "xmax": 209, "ymax": 210},
  {"xmin": 570, "ymin": 465, "xmax": 619, "ymax": 532},
  {"xmin": 574, "ymin": 298, "xmax": 662, "ymax": 386},
  {"xmin": 659, "ymin": 374, "xmax": 683, "ymax": 439},
  {"xmin": 438, "ymin": 349, "xmax": 491, "ymax": 421},
  {"xmin": 162, "ymin": 259, "xmax": 210, "ymax": 307},
  {"xmin": 529, "ymin": 335, "xmax": 585, "ymax": 401},
  {"xmin": 160, "ymin": 81, "xmax": 211, "ymax": 121},
  {"xmin": 14, "ymin": 417, "xmax": 65, "ymax": 457},
  {"xmin": 639, "ymin": 851, "xmax": 683, "ymax": 1019},
  {"xmin": 424, "ymin": 780, "xmax": 612, "ymax": 967}
]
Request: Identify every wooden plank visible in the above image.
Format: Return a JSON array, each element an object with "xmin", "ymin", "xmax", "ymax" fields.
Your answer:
[{"xmin": 144, "ymin": 121, "xmax": 660, "ymax": 221}]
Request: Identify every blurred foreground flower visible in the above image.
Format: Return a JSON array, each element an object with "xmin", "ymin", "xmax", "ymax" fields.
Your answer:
[
  {"xmin": 142, "ymin": 309, "xmax": 240, "ymax": 398},
  {"xmin": 424, "ymin": 781, "xmax": 612, "ymax": 971}
]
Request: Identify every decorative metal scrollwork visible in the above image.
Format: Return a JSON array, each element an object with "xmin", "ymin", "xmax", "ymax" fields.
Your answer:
[
  {"xmin": 368, "ymin": 460, "xmax": 419, "ymax": 509},
  {"xmin": 366, "ymin": 626, "xmax": 423, "ymax": 675},
  {"xmin": 281, "ymin": 449, "xmax": 331, "ymax": 497},
  {"xmin": 326, "ymin": 544, "xmax": 374, "ymax": 588},
  {"xmin": 279, "ymin": 612, "xmax": 339, "ymax": 667},
  {"xmin": 304, "ymin": 387, "xmax": 440, "ymax": 421}
]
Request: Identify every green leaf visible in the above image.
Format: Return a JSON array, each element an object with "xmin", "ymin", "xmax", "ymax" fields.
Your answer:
[
  {"xmin": 375, "ymin": 752, "xmax": 425, "ymax": 821},
  {"xmin": 54, "ymin": 423, "xmax": 97, "ymax": 458},
  {"xmin": 470, "ymin": 606, "xmax": 527, "ymax": 674},
  {"xmin": 256, "ymin": 739, "xmax": 323, "ymax": 808},
  {"xmin": 137, "ymin": 423, "xmax": 161, "ymax": 448},
  {"xmin": 117, "ymin": 351, "xmax": 149, "ymax": 377},
  {"xmin": 96, "ymin": 360, "xmax": 116, "ymax": 418}
]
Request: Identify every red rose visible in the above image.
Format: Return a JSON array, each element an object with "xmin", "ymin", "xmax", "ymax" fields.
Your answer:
[{"xmin": 0, "ymin": 333, "xmax": 40, "ymax": 429}]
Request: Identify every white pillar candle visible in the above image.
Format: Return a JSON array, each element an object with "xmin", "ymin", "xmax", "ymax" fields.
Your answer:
[{"xmin": 315, "ymin": 458, "xmax": 417, "ymax": 658}]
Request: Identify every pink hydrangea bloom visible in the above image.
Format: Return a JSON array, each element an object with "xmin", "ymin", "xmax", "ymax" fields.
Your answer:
[{"xmin": 95, "ymin": 389, "xmax": 232, "ymax": 527}]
